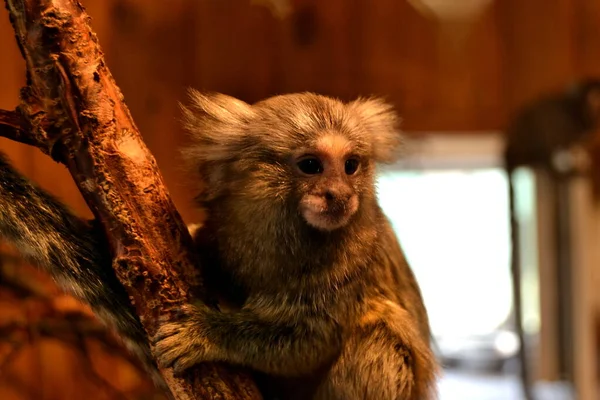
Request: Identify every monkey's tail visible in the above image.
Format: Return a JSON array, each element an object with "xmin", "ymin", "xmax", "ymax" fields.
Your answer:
[{"xmin": 0, "ymin": 153, "xmax": 166, "ymax": 391}]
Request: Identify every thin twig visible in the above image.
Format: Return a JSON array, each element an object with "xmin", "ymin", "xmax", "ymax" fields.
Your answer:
[{"xmin": 0, "ymin": 109, "xmax": 48, "ymax": 149}]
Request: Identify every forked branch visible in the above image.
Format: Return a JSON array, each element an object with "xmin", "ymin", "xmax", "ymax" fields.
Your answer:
[{"xmin": 0, "ymin": 0, "xmax": 262, "ymax": 398}]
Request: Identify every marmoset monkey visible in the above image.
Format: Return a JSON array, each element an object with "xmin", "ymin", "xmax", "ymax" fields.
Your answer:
[
  {"xmin": 0, "ymin": 91, "xmax": 437, "ymax": 399},
  {"xmin": 153, "ymin": 91, "xmax": 438, "ymax": 399}
]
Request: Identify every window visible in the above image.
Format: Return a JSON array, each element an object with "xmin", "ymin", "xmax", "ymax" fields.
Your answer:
[{"xmin": 377, "ymin": 168, "xmax": 512, "ymax": 338}]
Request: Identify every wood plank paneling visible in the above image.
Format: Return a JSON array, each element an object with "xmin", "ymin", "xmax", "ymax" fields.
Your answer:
[
  {"xmin": 1, "ymin": 0, "xmax": 600, "ymax": 395},
  {"xmin": 574, "ymin": 0, "xmax": 600, "ymax": 77},
  {"xmin": 357, "ymin": 2, "xmax": 505, "ymax": 130},
  {"xmin": 497, "ymin": 0, "xmax": 578, "ymax": 116}
]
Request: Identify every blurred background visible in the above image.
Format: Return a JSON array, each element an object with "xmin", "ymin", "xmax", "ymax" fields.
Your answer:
[{"xmin": 1, "ymin": 0, "xmax": 600, "ymax": 399}]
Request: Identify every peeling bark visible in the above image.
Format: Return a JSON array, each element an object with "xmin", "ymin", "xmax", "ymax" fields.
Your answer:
[{"xmin": 0, "ymin": 0, "xmax": 262, "ymax": 398}]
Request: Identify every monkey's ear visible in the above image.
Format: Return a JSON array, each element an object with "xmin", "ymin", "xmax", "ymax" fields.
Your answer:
[
  {"xmin": 180, "ymin": 89, "xmax": 254, "ymax": 137},
  {"xmin": 349, "ymin": 97, "xmax": 403, "ymax": 164},
  {"xmin": 181, "ymin": 88, "xmax": 255, "ymax": 164},
  {"xmin": 180, "ymin": 89, "xmax": 256, "ymax": 201}
]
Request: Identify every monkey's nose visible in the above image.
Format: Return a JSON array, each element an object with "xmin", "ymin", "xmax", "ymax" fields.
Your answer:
[{"xmin": 324, "ymin": 189, "xmax": 352, "ymax": 203}]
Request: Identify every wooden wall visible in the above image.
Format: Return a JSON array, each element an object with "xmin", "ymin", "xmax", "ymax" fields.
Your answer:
[
  {"xmin": 0, "ymin": 0, "xmax": 599, "ymax": 398},
  {"xmin": 2, "ymin": 0, "xmax": 600, "ymax": 216}
]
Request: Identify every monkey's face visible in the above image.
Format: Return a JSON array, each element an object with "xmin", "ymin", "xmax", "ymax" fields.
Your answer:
[
  {"xmin": 181, "ymin": 91, "xmax": 404, "ymax": 232},
  {"xmin": 293, "ymin": 134, "xmax": 361, "ymax": 231}
]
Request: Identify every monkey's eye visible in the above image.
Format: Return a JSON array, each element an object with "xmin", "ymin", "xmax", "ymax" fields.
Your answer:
[
  {"xmin": 345, "ymin": 158, "xmax": 360, "ymax": 175},
  {"xmin": 297, "ymin": 156, "xmax": 324, "ymax": 175}
]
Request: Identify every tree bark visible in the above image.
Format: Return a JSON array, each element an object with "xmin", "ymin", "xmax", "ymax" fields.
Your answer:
[{"xmin": 0, "ymin": 0, "xmax": 262, "ymax": 399}]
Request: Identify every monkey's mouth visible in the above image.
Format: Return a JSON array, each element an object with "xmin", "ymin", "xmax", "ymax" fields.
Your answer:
[{"xmin": 299, "ymin": 194, "xmax": 359, "ymax": 231}]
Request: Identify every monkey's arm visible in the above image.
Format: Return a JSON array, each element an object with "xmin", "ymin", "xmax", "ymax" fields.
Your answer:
[
  {"xmin": 0, "ymin": 154, "xmax": 158, "ymax": 378},
  {"xmin": 153, "ymin": 296, "xmax": 438, "ymax": 399},
  {"xmin": 153, "ymin": 300, "xmax": 342, "ymax": 376}
]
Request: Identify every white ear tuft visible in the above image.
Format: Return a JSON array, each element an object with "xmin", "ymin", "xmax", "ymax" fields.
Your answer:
[
  {"xmin": 179, "ymin": 89, "xmax": 256, "ymax": 200},
  {"xmin": 349, "ymin": 97, "xmax": 403, "ymax": 164},
  {"xmin": 181, "ymin": 89, "xmax": 254, "ymax": 134}
]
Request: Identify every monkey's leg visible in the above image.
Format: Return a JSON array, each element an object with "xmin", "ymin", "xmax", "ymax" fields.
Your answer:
[
  {"xmin": 153, "ymin": 301, "xmax": 342, "ymax": 377},
  {"xmin": 313, "ymin": 298, "xmax": 438, "ymax": 400}
]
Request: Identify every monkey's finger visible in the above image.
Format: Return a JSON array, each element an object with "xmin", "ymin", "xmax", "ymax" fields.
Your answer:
[
  {"xmin": 155, "ymin": 351, "xmax": 182, "ymax": 369},
  {"xmin": 158, "ymin": 314, "xmax": 174, "ymax": 324},
  {"xmin": 159, "ymin": 304, "xmax": 204, "ymax": 324},
  {"xmin": 152, "ymin": 323, "xmax": 184, "ymax": 342},
  {"xmin": 157, "ymin": 308, "xmax": 190, "ymax": 324},
  {"xmin": 154, "ymin": 337, "xmax": 204, "ymax": 373},
  {"xmin": 153, "ymin": 340, "xmax": 185, "ymax": 367},
  {"xmin": 172, "ymin": 355, "xmax": 199, "ymax": 375}
]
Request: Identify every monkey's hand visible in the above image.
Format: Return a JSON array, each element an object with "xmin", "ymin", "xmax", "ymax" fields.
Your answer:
[
  {"xmin": 153, "ymin": 299, "xmax": 341, "ymax": 377},
  {"xmin": 152, "ymin": 302, "xmax": 217, "ymax": 374}
]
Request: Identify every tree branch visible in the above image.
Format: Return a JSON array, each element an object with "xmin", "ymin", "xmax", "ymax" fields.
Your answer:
[
  {"xmin": 0, "ymin": 109, "xmax": 47, "ymax": 149},
  {"xmin": 2, "ymin": 0, "xmax": 262, "ymax": 398}
]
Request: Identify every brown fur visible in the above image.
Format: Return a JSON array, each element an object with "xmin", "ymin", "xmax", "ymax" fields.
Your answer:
[
  {"xmin": 0, "ymin": 90, "xmax": 437, "ymax": 398},
  {"xmin": 154, "ymin": 91, "xmax": 439, "ymax": 399}
]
